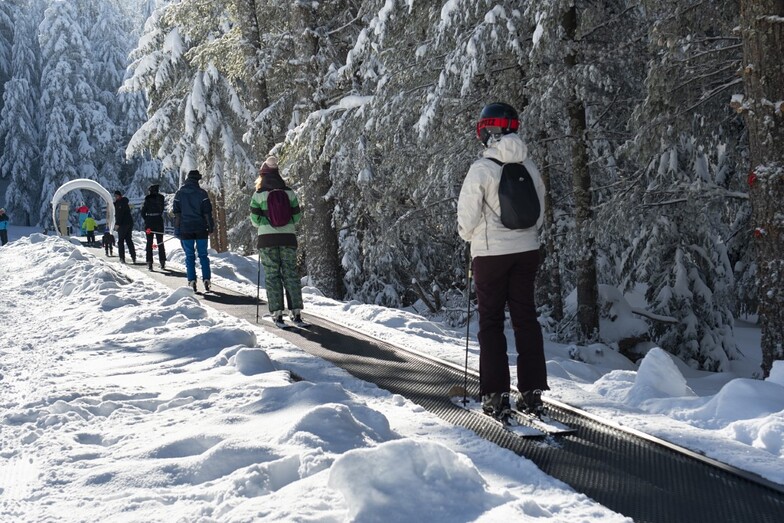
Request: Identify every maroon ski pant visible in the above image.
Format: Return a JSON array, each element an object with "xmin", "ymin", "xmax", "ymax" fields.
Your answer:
[{"xmin": 473, "ymin": 249, "xmax": 548, "ymax": 396}]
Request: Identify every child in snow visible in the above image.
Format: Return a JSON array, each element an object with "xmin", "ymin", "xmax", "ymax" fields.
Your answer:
[
  {"xmin": 83, "ymin": 214, "xmax": 98, "ymax": 246},
  {"xmin": 102, "ymin": 229, "xmax": 116, "ymax": 256}
]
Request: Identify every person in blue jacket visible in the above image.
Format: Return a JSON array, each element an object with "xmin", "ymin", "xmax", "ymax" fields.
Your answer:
[
  {"xmin": 0, "ymin": 208, "xmax": 8, "ymax": 245},
  {"xmin": 172, "ymin": 170, "xmax": 215, "ymax": 292}
]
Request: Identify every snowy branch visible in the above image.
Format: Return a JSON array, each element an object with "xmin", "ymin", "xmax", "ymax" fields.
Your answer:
[
  {"xmin": 631, "ymin": 307, "xmax": 678, "ymax": 324},
  {"xmin": 669, "ymin": 64, "xmax": 737, "ymax": 94},
  {"xmin": 578, "ymin": 5, "xmax": 640, "ymax": 42},
  {"xmin": 676, "ymin": 78, "xmax": 743, "ymax": 118}
]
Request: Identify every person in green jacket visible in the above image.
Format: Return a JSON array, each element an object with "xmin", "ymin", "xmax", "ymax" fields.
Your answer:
[
  {"xmin": 249, "ymin": 156, "xmax": 304, "ymax": 328},
  {"xmin": 83, "ymin": 214, "xmax": 98, "ymax": 246}
]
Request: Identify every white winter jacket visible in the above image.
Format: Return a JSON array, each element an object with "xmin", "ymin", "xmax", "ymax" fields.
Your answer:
[{"xmin": 457, "ymin": 133, "xmax": 545, "ymax": 258}]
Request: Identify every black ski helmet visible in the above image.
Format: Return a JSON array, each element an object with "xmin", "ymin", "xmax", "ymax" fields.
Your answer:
[{"xmin": 476, "ymin": 102, "xmax": 519, "ymax": 145}]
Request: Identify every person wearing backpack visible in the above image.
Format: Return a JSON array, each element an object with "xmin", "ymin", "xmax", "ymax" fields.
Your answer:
[
  {"xmin": 172, "ymin": 170, "xmax": 215, "ymax": 292},
  {"xmin": 249, "ymin": 156, "xmax": 304, "ymax": 328},
  {"xmin": 141, "ymin": 184, "xmax": 167, "ymax": 271},
  {"xmin": 457, "ymin": 102, "xmax": 548, "ymax": 421}
]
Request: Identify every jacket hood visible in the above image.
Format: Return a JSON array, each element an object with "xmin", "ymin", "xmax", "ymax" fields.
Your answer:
[{"xmin": 482, "ymin": 133, "xmax": 528, "ymax": 164}]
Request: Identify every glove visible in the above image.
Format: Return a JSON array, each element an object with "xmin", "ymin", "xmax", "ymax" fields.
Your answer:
[{"xmin": 174, "ymin": 228, "xmax": 180, "ymax": 238}]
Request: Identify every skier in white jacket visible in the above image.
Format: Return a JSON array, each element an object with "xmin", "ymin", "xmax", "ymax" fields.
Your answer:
[{"xmin": 457, "ymin": 102, "xmax": 548, "ymax": 419}]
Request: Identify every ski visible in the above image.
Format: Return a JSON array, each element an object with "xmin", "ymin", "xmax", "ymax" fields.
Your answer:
[
  {"xmin": 450, "ymin": 385, "xmax": 576, "ymax": 436},
  {"xmin": 261, "ymin": 315, "xmax": 305, "ymax": 330},
  {"xmin": 508, "ymin": 407, "xmax": 576, "ymax": 435},
  {"xmin": 450, "ymin": 395, "xmax": 545, "ymax": 438}
]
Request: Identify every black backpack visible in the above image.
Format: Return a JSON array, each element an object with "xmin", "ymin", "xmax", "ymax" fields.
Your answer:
[{"xmin": 488, "ymin": 158, "xmax": 540, "ymax": 229}]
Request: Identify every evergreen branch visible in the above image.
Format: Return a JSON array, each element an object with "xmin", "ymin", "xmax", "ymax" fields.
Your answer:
[
  {"xmin": 668, "ymin": 63, "xmax": 738, "ymax": 94},
  {"xmin": 631, "ymin": 307, "xmax": 679, "ymax": 324},
  {"xmin": 673, "ymin": 44, "xmax": 743, "ymax": 63},
  {"xmin": 578, "ymin": 5, "xmax": 641, "ymax": 42},
  {"xmin": 675, "ymin": 78, "xmax": 743, "ymax": 118},
  {"xmin": 328, "ymin": 12, "xmax": 363, "ymax": 36},
  {"xmin": 643, "ymin": 197, "xmax": 689, "ymax": 207},
  {"xmin": 590, "ymin": 91, "xmax": 621, "ymax": 129}
]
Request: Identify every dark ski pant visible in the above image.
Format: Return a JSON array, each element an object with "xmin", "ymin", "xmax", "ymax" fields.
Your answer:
[
  {"xmin": 145, "ymin": 231, "xmax": 166, "ymax": 267},
  {"xmin": 86, "ymin": 230, "xmax": 95, "ymax": 244},
  {"xmin": 260, "ymin": 246, "xmax": 303, "ymax": 315},
  {"xmin": 0, "ymin": 230, "xmax": 7, "ymax": 245},
  {"xmin": 473, "ymin": 249, "xmax": 548, "ymax": 396},
  {"xmin": 117, "ymin": 225, "xmax": 136, "ymax": 262}
]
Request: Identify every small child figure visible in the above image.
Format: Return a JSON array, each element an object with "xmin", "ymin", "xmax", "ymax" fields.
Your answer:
[{"xmin": 102, "ymin": 229, "xmax": 116, "ymax": 256}]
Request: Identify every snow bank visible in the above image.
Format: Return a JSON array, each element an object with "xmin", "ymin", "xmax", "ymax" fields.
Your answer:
[{"xmin": 329, "ymin": 439, "xmax": 507, "ymax": 523}]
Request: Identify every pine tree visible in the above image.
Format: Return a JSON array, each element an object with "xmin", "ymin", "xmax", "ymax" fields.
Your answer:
[
  {"xmin": 617, "ymin": 0, "xmax": 747, "ymax": 369},
  {"xmin": 84, "ymin": 0, "xmax": 135, "ymax": 194},
  {"xmin": 0, "ymin": 0, "xmax": 43, "ymax": 226},
  {"xmin": 38, "ymin": 1, "xmax": 88, "ymax": 224}
]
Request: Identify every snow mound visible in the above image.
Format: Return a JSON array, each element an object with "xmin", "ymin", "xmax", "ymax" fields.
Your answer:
[
  {"xmin": 232, "ymin": 348, "xmax": 276, "ymax": 375},
  {"xmin": 627, "ymin": 347, "xmax": 695, "ymax": 403},
  {"xmin": 724, "ymin": 416, "xmax": 784, "ymax": 457},
  {"xmin": 767, "ymin": 361, "xmax": 784, "ymax": 386},
  {"xmin": 249, "ymin": 382, "xmax": 353, "ymax": 413},
  {"xmin": 328, "ymin": 439, "xmax": 506, "ymax": 523},
  {"xmin": 282, "ymin": 403, "xmax": 394, "ymax": 454},
  {"xmin": 681, "ymin": 379, "xmax": 784, "ymax": 429}
]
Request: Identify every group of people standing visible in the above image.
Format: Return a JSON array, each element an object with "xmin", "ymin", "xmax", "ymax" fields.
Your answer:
[{"xmin": 9, "ymin": 100, "xmax": 546, "ymax": 418}]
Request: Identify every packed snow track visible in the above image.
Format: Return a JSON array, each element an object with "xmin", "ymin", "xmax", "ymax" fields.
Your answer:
[{"xmin": 139, "ymin": 264, "xmax": 784, "ymax": 523}]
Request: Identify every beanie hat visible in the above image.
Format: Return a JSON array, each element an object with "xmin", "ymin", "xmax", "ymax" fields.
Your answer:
[
  {"xmin": 260, "ymin": 156, "xmax": 279, "ymax": 175},
  {"xmin": 114, "ymin": 190, "xmax": 122, "ymax": 197},
  {"xmin": 187, "ymin": 169, "xmax": 201, "ymax": 180},
  {"xmin": 149, "ymin": 184, "xmax": 160, "ymax": 194}
]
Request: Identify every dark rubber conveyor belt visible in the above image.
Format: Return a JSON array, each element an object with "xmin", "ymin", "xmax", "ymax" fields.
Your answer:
[{"xmin": 140, "ymin": 268, "xmax": 784, "ymax": 523}]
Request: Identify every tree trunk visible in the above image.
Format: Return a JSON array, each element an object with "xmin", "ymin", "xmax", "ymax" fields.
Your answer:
[
  {"xmin": 563, "ymin": 5, "xmax": 599, "ymax": 340},
  {"xmin": 293, "ymin": 1, "xmax": 342, "ymax": 299},
  {"xmin": 233, "ymin": 0, "xmax": 274, "ymax": 154},
  {"xmin": 537, "ymin": 132, "xmax": 564, "ymax": 322},
  {"xmin": 302, "ymin": 155, "xmax": 342, "ymax": 298},
  {"xmin": 740, "ymin": 0, "xmax": 784, "ymax": 377},
  {"xmin": 210, "ymin": 186, "xmax": 228, "ymax": 253}
]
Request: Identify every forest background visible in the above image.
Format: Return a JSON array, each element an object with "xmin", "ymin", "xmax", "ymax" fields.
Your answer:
[{"xmin": 0, "ymin": 0, "xmax": 781, "ymax": 376}]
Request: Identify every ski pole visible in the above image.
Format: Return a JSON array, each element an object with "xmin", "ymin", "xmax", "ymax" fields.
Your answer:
[
  {"xmin": 463, "ymin": 248, "xmax": 472, "ymax": 406},
  {"xmin": 255, "ymin": 255, "xmax": 261, "ymax": 323},
  {"xmin": 144, "ymin": 228, "xmax": 179, "ymax": 244}
]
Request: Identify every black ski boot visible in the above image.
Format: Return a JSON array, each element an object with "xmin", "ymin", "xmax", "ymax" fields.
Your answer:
[
  {"xmin": 517, "ymin": 389, "xmax": 546, "ymax": 417},
  {"xmin": 482, "ymin": 392, "xmax": 511, "ymax": 420}
]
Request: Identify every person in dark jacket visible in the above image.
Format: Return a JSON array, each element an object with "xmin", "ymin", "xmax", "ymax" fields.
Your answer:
[
  {"xmin": 249, "ymin": 156, "xmax": 304, "ymax": 327},
  {"xmin": 113, "ymin": 190, "xmax": 136, "ymax": 263},
  {"xmin": 172, "ymin": 170, "xmax": 214, "ymax": 292},
  {"xmin": 0, "ymin": 207, "xmax": 9, "ymax": 245},
  {"xmin": 141, "ymin": 184, "xmax": 167, "ymax": 271}
]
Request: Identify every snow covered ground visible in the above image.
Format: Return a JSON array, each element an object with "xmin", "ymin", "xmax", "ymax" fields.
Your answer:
[{"xmin": 1, "ymin": 226, "xmax": 782, "ymax": 522}]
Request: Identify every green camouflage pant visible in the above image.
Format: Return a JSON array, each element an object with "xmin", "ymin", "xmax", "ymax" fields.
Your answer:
[{"xmin": 260, "ymin": 246, "xmax": 303, "ymax": 314}]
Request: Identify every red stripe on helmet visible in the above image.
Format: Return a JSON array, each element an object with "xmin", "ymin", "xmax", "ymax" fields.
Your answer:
[{"xmin": 476, "ymin": 117, "xmax": 519, "ymax": 138}]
